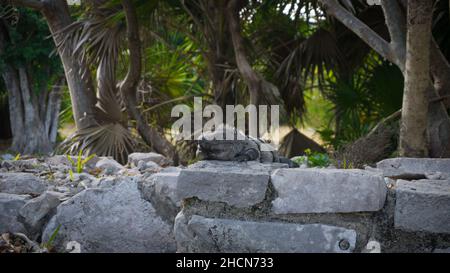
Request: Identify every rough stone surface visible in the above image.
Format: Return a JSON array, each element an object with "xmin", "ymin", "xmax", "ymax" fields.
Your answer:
[
  {"xmin": 19, "ymin": 191, "xmax": 64, "ymax": 237},
  {"xmin": 1, "ymin": 159, "xmax": 40, "ymax": 171},
  {"xmin": 137, "ymin": 161, "xmax": 161, "ymax": 172},
  {"xmin": 0, "ymin": 193, "xmax": 31, "ymax": 233},
  {"xmin": 45, "ymin": 155, "xmax": 102, "ymax": 170},
  {"xmin": 433, "ymin": 247, "xmax": 450, "ymax": 253},
  {"xmin": 0, "ymin": 173, "xmax": 47, "ymax": 195},
  {"xmin": 189, "ymin": 160, "xmax": 288, "ymax": 171},
  {"xmin": 139, "ymin": 169, "xmax": 181, "ymax": 222},
  {"xmin": 377, "ymin": 158, "xmax": 450, "ymax": 179},
  {"xmin": 271, "ymin": 168, "xmax": 387, "ymax": 214},
  {"xmin": 174, "ymin": 214, "xmax": 357, "ymax": 253},
  {"xmin": 177, "ymin": 161, "xmax": 272, "ymax": 208},
  {"xmin": 45, "ymin": 155, "xmax": 72, "ymax": 166},
  {"xmin": 42, "ymin": 178, "xmax": 176, "ymax": 253},
  {"xmin": 395, "ymin": 179, "xmax": 450, "ymax": 234},
  {"xmin": 128, "ymin": 152, "xmax": 172, "ymax": 167},
  {"xmin": 1, "ymin": 154, "xmax": 14, "ymax": 161},
  {"xmin": 95, "ymin": 158, "xmax": 124, "ymax": 175}
]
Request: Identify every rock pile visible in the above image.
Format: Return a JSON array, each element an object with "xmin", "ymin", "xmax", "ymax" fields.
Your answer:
[{"xmin": 0, "ymin": 153, "xmax": 177, "ymax": 253}]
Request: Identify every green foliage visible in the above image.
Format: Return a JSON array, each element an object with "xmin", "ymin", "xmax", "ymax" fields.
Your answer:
[
  {"xmin": 339, "ymin": 156, "xmax": 354, "ymax": 169},
  {"xmin": 68, "ymin": 169, "xmax": 74, "ymax": 181},
  {"xmin": 58, "ymin": 86, "xmax": 74, "ymax": 127},
  {"xmin": 319, "ymin": 56, "xmax": 404, "ymax": 149},
  {"xmin": 141, "ymin": 34, "xmax": 206, "ymax": 128},
  {"xmin": 0, "ymin": 8, "xmax": 62, "ymax": 95},
  {"xmin": 67, "ymin": 150, "xmax": 96, "ymax": 174},
  {"xmin": 291, "ymin": 149, "xmax": 330, "ymax": 168},
  {"xmin": 13, "ymin": 153, "xmax": 21, "ymax": 161},
  {"xmin": 41, "ymin": 224, "xmax": 61, "ymax": 250}
]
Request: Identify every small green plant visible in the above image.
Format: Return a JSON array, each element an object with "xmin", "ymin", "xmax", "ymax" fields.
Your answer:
[
  {"xmin": 292, "ymin": 149, "xmax": 331, "ymax": 168},
  {"xmin": 69, "ymin": 169, "xmax": 75, "ymax": 181},
  {"xmin": 67, "ymin": 150, "xmax": 96, "ymax": 173},
  {"xmin": 13, "ymin": 153, "xmax": 21, "ymax": 161},
  {"xmin": 340, "ymin": 156, "xmax": 354, "ymax": 169},
  {"xmin": 41, "ymin": 224, "xmax": 61, "ymax": 250}
]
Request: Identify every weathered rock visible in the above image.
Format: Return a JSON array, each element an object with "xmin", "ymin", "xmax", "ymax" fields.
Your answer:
[
  {"xmin": 41, "ymin": 156, "xmax": 71, "ymax": 172},
  {"xmin": 42, "ymin": 178, "xmax": 176, "ymax": 253},
  {"xmin": 362, "ymin": 240, "xmax": 382, "ymax": 253},
  {"xmin": 45, "ymin": 155, "xmax": 71, "ymax": 166},
  {"xmin": 1, "ymin": 154, "xmax": 14, "ymax": 161},
  {"xmin": 433, "ymin": 247, "xmax": 450, "ymax": 253},
  {"xmin": 377, "ymin": 158, "xmax": 450, "ymax": 179},
  {"xmin": 177, "ymin": 161, "xmax": 272, "ymax": 208},
  {"xmin": 45, "ymin": 155, "xmax": 101, "ymax": 171},
  {"xmin": 1, "ymin": 159, "xmax": 41, "ymax": 171},
  {"xmin": 161, "ymin": 166, "xmax": 184, "ymax": 173},
  {"xmin": 139, "ymin": 169, "xmax": 181, "ymax": 222},
  {"xmin": 395, "ymin": 179, "xmax": 450, "ymax": 234},
  {"xmin": 271, "ymin": 168, "xmax": 387, "ymax": 214},
  {"xmin": 19, "ymin": 191, "xmax": 64, "ymax": 237},
  {"xmin": 188, "ymin": 160, "xmax": 288, "ymax": 171},
  {"xmin": 128, "ymin": 152, "xmax": 172, "ymax": 167},
  {"xmin": 0, "ymin": 173, "xmax": 47, "ymax": 195},
  {"xmin": 95, "ymin": 158, "xmax": 124, "ymax": 175},
  {"xmin": 174, "ymin": 214, "xmax": 357, "ymax": 253},
  {"xmin": 0, "ymin": 193, "xmax": 31, "ymax": 233},
  {"xmin": 137, "ymin": 160, "xmax": 161, "ymax": 172},
  {"xmin": 117, "ymin": 167, "xmax": 141, "ymax": 177}
]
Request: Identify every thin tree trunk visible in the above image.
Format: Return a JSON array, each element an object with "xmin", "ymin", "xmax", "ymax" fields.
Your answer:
[
  {"xmin": 120, "ymin": 0, "xmax": 179, "ymax": 163},
  {"xmin": 226, "ymin": 0, "xmax": 261, "ymax": 107},
  {"xmin": 45, "ymin": 77, "xmax": 64, "ymax": 143},
  {"xmin": 399, "ymin": 0, "xmax": 434, "ymax": 157}
]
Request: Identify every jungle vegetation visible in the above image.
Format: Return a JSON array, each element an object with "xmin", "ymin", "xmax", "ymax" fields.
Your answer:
[{"xmin": 1, "ymin": 0, "xmax": 449, "ymax": 167}]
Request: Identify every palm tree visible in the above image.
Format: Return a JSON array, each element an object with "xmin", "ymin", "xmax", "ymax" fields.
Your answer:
[{"xmin": 6, "ymin": 0, "xmax": 178, "ymax": 163}]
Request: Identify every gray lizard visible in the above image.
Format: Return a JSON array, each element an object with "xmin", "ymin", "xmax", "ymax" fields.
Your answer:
[{"xmin": 196, "ymin": 126, "xmax": 298, "ymax": 168}]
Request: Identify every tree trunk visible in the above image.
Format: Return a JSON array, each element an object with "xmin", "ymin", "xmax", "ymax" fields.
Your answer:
[
  {"xmin": 226, "ymin": 0, "xmax": 261, "ymax": 107},
  {"xmin": 0, "ymin": 20, "xmax": 54, "ymax": 154},
  {"xmin": 399, "ymin": 0, "xmax": 434, "ymax": 157},
  {"xmin": 44, "ymin": 77, "xmax": 64, "ymax": 143},
  {"xmin": 120, "ymin": 0, "xmax": 179, "ymax": 163},
  {"xmin": 40, "ymin": 0, "xmax": 98, "ymax": 130},
  {"xmin": 321, "ymin": 0, "xmax": 450, "ymax": 158}
]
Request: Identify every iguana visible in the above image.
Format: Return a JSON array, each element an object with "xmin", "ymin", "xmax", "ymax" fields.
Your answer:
[{"xmin": 196, "ymin": 125, "xmax": 298, "ymax": 168}]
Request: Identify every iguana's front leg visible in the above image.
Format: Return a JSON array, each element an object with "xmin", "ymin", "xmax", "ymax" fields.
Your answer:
[{"xmin": 234, "ymin": 148, "xmax": 260, "ymax": 162}]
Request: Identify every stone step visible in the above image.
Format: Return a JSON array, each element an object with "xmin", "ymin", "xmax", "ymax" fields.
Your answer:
[
  {"xmin": 377, "ymin": 158, "xmax": 450, "ymax": 179},
  {"xmin": 395, "ymin": 179, "xmax": 450, "ymax": 234},
  {"xmin": 271, "ymin": 168, "xmax": 388, "ymax": 214},
  {"xmin": 174, "ymin": 214, "xmax": 357, "ymax": 253},
  {"xmin": 176, "ymin": 161, "xmax": 281, "ymax": 208}
]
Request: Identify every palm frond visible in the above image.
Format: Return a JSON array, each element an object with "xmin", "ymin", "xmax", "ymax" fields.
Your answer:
[{"xmin": 58, "ymin": 123, "xmax": 135, "ymax": 164}]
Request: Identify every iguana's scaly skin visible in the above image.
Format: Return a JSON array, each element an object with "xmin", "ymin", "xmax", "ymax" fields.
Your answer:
[{"xmin": 196, "ymin": 126, "xmax": 298, "ymax": 167}]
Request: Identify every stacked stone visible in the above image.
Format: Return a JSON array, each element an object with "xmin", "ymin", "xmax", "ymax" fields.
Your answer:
[
  {"xmin": 166, "ymin": 159, "xmax": 450, "ymax": 253},
  {"xmin": 1, "ymin": 155, "xmax": 449, "ymax": 253}
]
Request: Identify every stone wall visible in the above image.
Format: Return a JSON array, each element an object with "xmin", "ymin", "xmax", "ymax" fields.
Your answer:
[
  {"xmin": 1, "ymin": 153, "xmax": 449, "ymax": 253},
  {"xmin": 168, "ymin": 159, "xmax": 450, "ymax": 253}
]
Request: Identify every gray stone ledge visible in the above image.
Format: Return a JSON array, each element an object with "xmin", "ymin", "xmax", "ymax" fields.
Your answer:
[{"xmin": 271, "ymin": 168, "xmax": 387, "ymax": 214}]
